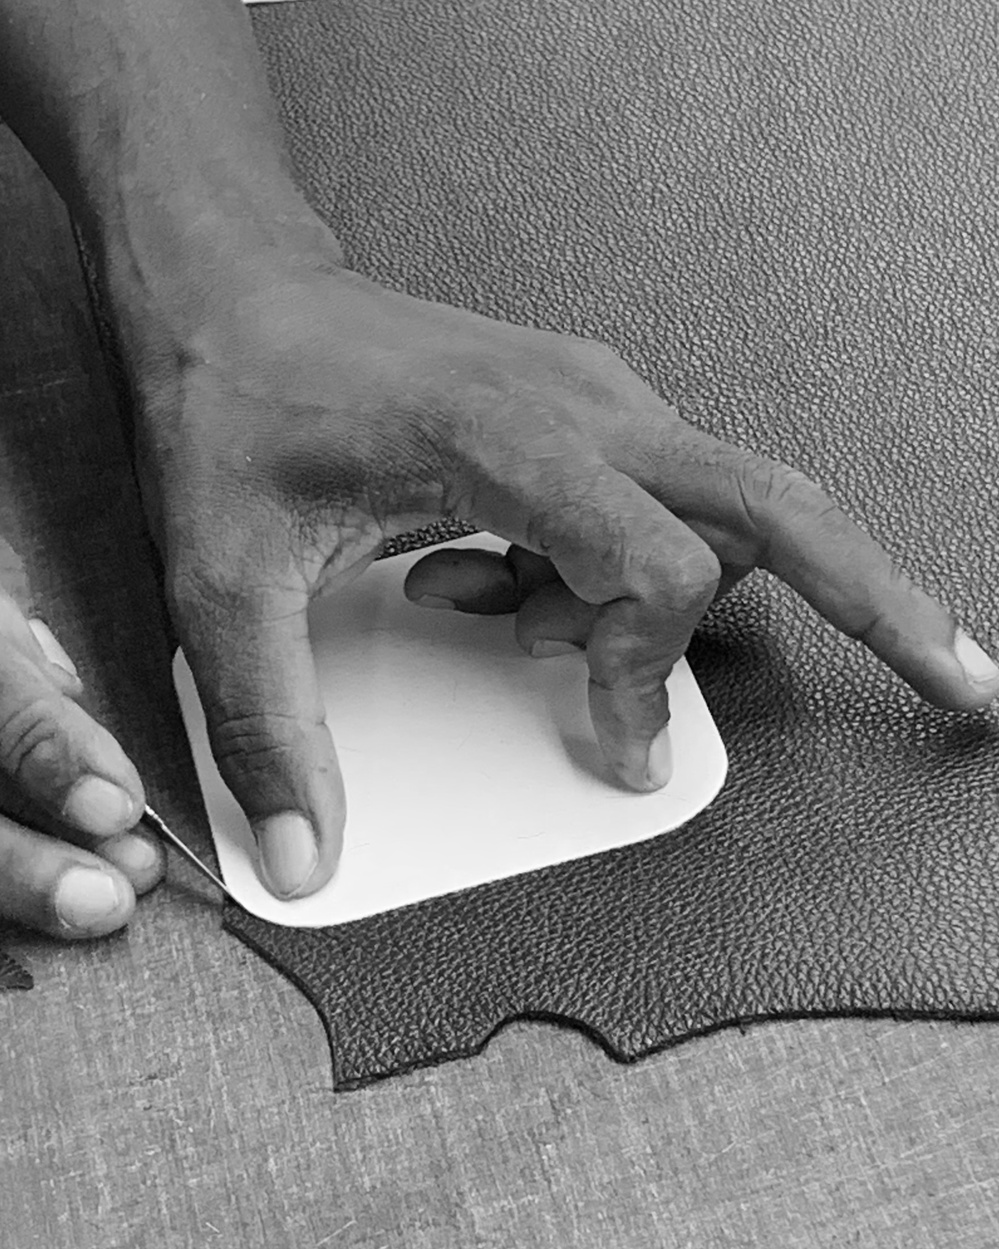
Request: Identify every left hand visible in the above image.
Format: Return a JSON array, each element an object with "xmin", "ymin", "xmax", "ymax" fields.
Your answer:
[{"xmin": 108, "ymin": 225, "xmax": 999, "ymax": 904}]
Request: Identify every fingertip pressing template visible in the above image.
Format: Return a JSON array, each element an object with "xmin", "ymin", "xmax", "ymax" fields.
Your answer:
[{"xmin": 173, "ymin": 533, "xmax": 728, "ymax": 927}]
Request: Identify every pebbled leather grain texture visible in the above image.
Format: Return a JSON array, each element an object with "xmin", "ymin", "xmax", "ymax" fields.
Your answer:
[{"xmin": 96, "ymin": 0, "xmax": 999, "ymax": 1086}]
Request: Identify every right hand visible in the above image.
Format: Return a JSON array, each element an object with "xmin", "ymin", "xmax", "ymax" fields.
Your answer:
[{"xmin": 0, "ymin": 544, "xmax": 164, "ymax": 939}]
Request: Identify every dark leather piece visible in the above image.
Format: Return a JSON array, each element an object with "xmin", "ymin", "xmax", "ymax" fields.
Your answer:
[
  {"xmin": 213, "ymin": 0, "xmax": 999, "ymax": 1087},
  {"xmin": 83, "ymin": 0, "xmax": 999, "ymax": 1086},
  {"xmin": 0, "ymin": 950, "xmax": 33, "ymax": 991}
]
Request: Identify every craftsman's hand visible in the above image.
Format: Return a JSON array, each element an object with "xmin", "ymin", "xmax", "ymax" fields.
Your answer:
[
  {"xmin": 0, "ymin": 548, "xmax": 163, "ymax": 938},
  {"xmin": 115, "ymin": 235, "xmax": 999, "ymax": 903}
]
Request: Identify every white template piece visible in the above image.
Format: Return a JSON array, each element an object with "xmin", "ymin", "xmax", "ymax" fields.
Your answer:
[{"xmin": 173, "ymin": 533, "xmax": 728, "ymax": 927}]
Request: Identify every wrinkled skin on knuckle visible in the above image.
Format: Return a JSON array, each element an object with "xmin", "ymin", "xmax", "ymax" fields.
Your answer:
[
  {"xmin": 521, "ymin": 469, "xmax": 600, "ymax": 556},
  {"xmin": 167, "ymin": 500, "xmax": 378, "ymax": 614},
  {"xmin": 165, "ymin": 502, "xmax": 306, "ymax": 623},
  {"xmin": 252, "ymin": 389, "xmax": 450, "ymax": 529},
  {"xmin": 589, "ymin": 673, "xmax": 671, "ymax": 748},
  {"xmin": 737, "ymin": 458, "xmax": 819, "ymax": 523},
  {"xmin": 339, "ymin": 412, "xmax": 453, "ymax": 534},
  {"xmin": 556, "ymin": 344, "xmax": 669, "ymax": 452},
  {"xmin": 423, "ymin": 323, "xmax": 600, "ymax": 456},
  {"xmin": 588, "ymin": 618, "xmax": 657, "ymax": 690},
  {"xmin": 153, "ymin": 282, "xmax": 634, "ymax": 545},
  {"xmin": 210, "ymin": 710, "xmax": 299, "ymax": 767},
  {"xmin": 733, "ymin": 456, "xmax": 856, "ymax": 576},
  {"xmin": 165, "ymin": 553, "xmax": 241, "ymax": 637},
  {"xmin": 833, "ymin": 567, "xmax": 914, "ymax": 645},
  {"xmin": 448, "ymin": 403, "xmax": 593, "ymax": 533},
  {"xmin": 208, "ymin": 709, "xmax": 308, "ymax": 807},
  {"xmin": 215, "ymin": 317, "xmax": 462, "ymax": 534},
  {"xmin": 655, "ymin": 548, "xmax": 722, "ymax": 616},
  {"xmin": 551, "ymin": 333, "xmax": 681, "ymax": 438},
  {"xmin": 0, "ymin": 695, "xmax": 69, "ymax": 794},
  {"xmin": 586, "ymin": 547, "xmax": 720, "ymax": 693}
]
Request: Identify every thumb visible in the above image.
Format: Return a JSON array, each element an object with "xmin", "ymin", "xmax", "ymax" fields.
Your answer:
[{"xmin": 171, "ymin": 568, "xmax": 344, "ymax": 900}]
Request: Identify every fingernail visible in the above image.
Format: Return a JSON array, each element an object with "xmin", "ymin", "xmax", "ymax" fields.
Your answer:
[
  {"xmin": 108, "ymin": 833, "xmax": 160, "ymax": 875},
  {"xmin": 255, "ymin": 812, "xmax": 319, "ymax": 899},
  {"xmin": 530, "ymin": 640, "xmax": 581, "ymax": 659},
  {"xmin": 645, "ymin": 726, "xmax": 673, "ymax": 789},
  {"xmin": 955, "ymin": 629, "xmax": 999, "ymax": 687},
  {"xmin": 28, "ymin": 618, "xmax": 78, "ymax": 677},
  {"xmin": 55, "ymin": 867, "xmax": 123, "ymax": 931},
  {"xmin": 63, "ymin": 777, "xmax": 136, "ymax": 834},
  {"xmin": 414, "ymin": 595, "xmax": 455, "ymax": 611}
]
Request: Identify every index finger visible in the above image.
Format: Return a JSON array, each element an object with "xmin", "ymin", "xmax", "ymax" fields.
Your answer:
[{"xmin": 674, "ymin": 434, "xmax": 999, "ymax": 710}]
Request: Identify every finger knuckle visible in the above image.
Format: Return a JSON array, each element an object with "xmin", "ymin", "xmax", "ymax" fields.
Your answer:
[
  {"xmin": 838, "ymin": 568, "xmax": 913, "ymax": 644},
  {"xmin": 210, "ymin": 709, "xmax": 305, "ymax": 778},
  {"xmin": 628, "ymin": 540, "xmax": 719, "ymax": 614},
  {"xmin": 659, "ymin": 548, "xmax": 721, "ymax": 613},
  {"xmin": 590, "ymin": 624, "xmax": 651, "ymax": 687},
  {"xmin": 739, "ymin": 458, "xmax": 823, "ymax": 518},
  {"xmin": 166, "ymin": 556, "xmax": 239, "ymax": 625},
  {"xmin": 0, "ymin": 695, "xmax": 65, "ymax": 789},
  {"xmin": 166, "ymin": 556, "xmax": 276, "ymax": 638},
  {"xmin": 555, "ymin": 337, "xmax": 627, "ymax": 398},
  {"xmin": 207, "ymin": 708, "xmax": 329, "ymax": 817}
]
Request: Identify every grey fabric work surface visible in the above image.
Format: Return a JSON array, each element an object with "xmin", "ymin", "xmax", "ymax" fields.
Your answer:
[{"xmin": 3, "ymin": 3, "xmax": 999, "ymax": 1247}]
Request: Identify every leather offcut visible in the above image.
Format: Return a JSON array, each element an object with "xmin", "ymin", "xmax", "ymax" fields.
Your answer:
[
  {"xmin": 0, "ymin": 950, "xmax": 32, "ymax": 991},
  {"xmin": 90, "ymin": 0, "xmax": 999, "ymax": 1086}
]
